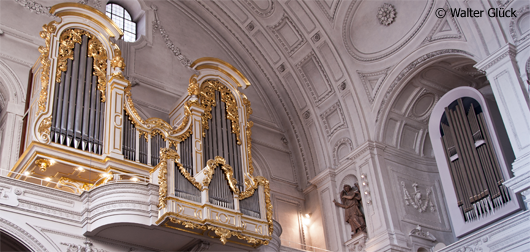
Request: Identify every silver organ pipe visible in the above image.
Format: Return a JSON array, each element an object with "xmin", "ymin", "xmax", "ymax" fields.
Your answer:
[
  {"xmin": 440, "ymin": 97, "xmax": 510, "ymax": 222},
  {"xmin": 175, "ymin": 160, "xmax": 201, "ymax": 202},
  {"xmin": 240, "ymin": 190, "xmax": 260, "ymax": 218},
  {"xmin": 139, "ymin": 134, "xmax": 148, "ymax": 165},
  {"xmin": 122, "ymin": 110, "xmax": 136, "ymax": 161},
  {"xmin": 203, "ymin": 91, "xmax": 244, "ymax": 192},
  {"xmin": 179, "ymin": 135, "xmax": 193, "ymax": 173},
  {"xmin": 150, "ymin": 133, "xmax": 165, "ymax": 166},
  {"xmin": 51, "ymin": 33, "xmax": 104, "ymax": 155},
  {"xmin": 209, "ymin": 165, "xmax": 234, "ymax": 209}
]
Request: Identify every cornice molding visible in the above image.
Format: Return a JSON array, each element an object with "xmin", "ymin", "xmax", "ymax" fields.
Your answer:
[{"xmin": 475, "ymin": 43, "xmax": 517, "ymax": 72}]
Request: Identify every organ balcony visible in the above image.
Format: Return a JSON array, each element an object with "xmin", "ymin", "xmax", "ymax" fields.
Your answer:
[{"xmin": 6, "ymin": 3, "xmax": 273, "ymax": 249}]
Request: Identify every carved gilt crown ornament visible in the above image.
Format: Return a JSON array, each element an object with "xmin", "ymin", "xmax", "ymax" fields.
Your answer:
[{"xmin": 12, "ymin": 3, "xmax": 273, "ymax": 248}]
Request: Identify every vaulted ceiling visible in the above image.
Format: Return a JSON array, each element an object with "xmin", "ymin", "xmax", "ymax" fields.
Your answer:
[{"xmin": 3, "ymin": 0, "xmax": 498, "ymax": 188}]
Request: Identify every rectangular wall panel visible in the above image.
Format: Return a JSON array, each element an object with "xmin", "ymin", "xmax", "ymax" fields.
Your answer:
[
  {"xmin": 253, "ymin": 30, "xmax": 281, "ymax": 64},
  {"xmin": 318, "ymin": 42, "xmax": 343, "ymax": 81},
  {"xmin": 286, "ymin": 0, "xmax": 315, "ymax": 33},
  {"xmin": 284, "ymin": 73, "xmax": 307, "ymax": 109}
]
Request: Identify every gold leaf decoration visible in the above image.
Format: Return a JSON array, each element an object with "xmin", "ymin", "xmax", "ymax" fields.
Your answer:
[
  {"xmin": 55, "ymin": 28, "xmax": 107, "ymax": 102},
  {"xmin": 167, "ymin": 217, "xmax": 268, "ymax": 246},
  {"xmin": 38, "ymin": 116, "xmax": 52, "ymax": 143},
  {"xmin": 110, "ymin": 43, "xmax": 126, "ymax": 78},
  {"xmin": 37, "ymin": 21, "xmax": 57, "ymax": 115},
  {"xmin": 202, "ymin": 156, "xmax": 240, "ymax": 194},
  {"xmin": 157, "ymin": 148, "xmax": 180, "ymax": 208},
  {"xmin": 256, "ymin": 176, "xmax": 274, "ymax": 237},
  {"xmin": 200, "ymin": 80, "xmax": 241, "ymax": 144}
]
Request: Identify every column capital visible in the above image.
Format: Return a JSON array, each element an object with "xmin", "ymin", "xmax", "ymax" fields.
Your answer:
[{"xmin": 475, "ymin": 43, "xmax": 517, "ymax": 72}]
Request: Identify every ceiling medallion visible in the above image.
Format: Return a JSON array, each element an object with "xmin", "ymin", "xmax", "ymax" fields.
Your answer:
[{"xmin": 377, "ymin": 3, "xmax": 396, "ymax": 26}]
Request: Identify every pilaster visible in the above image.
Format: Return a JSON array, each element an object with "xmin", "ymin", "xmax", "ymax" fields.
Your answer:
[
  {"xmin": 475, "ymin": 43, "xmax": 530, "ymax": 196},
  {"xmin": 104, "ymin": 76, "xmax": 128, "ymax": 159},
  {"xmin": 190, "ymin": 103, "xmax": 204, "ymax": 173}
]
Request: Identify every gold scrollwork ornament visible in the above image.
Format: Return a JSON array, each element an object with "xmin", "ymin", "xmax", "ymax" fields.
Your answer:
[
  {"xmin": 37, "ymin": 21, "xmax": 58, "ymax": 115},
  {"xmin": 38, "ymin": 116, "xmax": 52, "ymax": 143}
]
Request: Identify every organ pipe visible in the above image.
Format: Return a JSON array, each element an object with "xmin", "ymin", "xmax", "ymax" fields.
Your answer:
[
  {"xmin": 440, "ymin": 98, "xmax": 510, "ymax": 222},
  {"xmin": 122, "ymin": 110, "xmax": 136, "ymax": 161},
  {"xmin": 51, "ymin": 33, "xmax": 104, "ymax": 155},
  {"xmin": 202, "ymin": 91, "xmax": 244, "ymax": 192},
  {"xmin": 209, "ymin": 165, "xmax": 234, "ymax": 209}
]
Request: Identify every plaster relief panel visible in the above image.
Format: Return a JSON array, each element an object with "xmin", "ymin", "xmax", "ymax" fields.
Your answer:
[
  {"xmin": 218, "ymin": 1, "xmax": 248, "ymax": 23},
  {"xmin": 343, "ymin": 0, "xmax": 434, "ymax": 61},
  {"xmin": 422, "ymin": 3, "xmax": 465, "ymax": 45},
  {"xmin": 316, "ymin": 0, "xmax": 341, "ymax": 22},
  {"xmin": 384, "ymin": 118, "xmax": 399, "ymax": 146},
  {"xmin": 333, "ymin": 138, "xmax": 353, "ymax": 165},
  {"xmin": 509, "ymin": 5, "xmax": 530, "ymax": 45},
  {"xmin": 400, "ymin": 124, "xmax": 420, "ymax": 152},
  {"xmin": 253, "ymin": 30, "xmax": 281, "ymax": 64},
  {"xmin": 408, "ymin": 92, "xmax": 437, "ymax": 122},
  {"xmin": 389, "ymin": 164, "xmax": 451, "ymax": 232},
  {"xmin": 286, "ymin": 0, "xmax": 316, "ymax": 33},
  {"xmin": 318, "ymin": 42, "xmax": 343, "ymax": 81},
  {"xmin": 284, "ymin": 73, "xmax": 307, "ymax": 109},
  {"xmin": 243, "ymin": 0, "xmax": 275, "ymax": 18},
  {"xmin": 321, "ymin": 102, "xmax": 347, "ymax": 138},
  {"xmin": 297, "ymin": 51, "xmax": 334, "ymax": 105},
  {"xmin": 269, "ymin": 14, "xmax": 306, "ymax": 56},
  {"xmin": 358, "ymin": 67, "xmax": 391, "ymax": 104}
]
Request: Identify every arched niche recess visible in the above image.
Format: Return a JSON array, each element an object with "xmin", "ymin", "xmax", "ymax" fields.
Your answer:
[{"xmin": 428, "ymin": 86, "xmax": 522, "ymax": 237}]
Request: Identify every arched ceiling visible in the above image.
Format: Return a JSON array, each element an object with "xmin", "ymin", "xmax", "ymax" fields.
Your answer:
[{"xmin": 6, "ymin": 0, "xmax": 518, "ymax": 188}]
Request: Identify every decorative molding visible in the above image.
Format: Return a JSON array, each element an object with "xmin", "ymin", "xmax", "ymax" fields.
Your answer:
[
  {"xmin": 77, "ymin": 0, "xmax": 101, "ymax": 9},
  {"xmin": 14, "ymin": 0, "xmax": 54, "ymax": 17},
  {"xmin": 409, "ymin": 225, "xmax": 436, "ymax": 242},
  {"xmin": 302, "ymin": 110, "xmax": 310, "ymax": 119},
  {"xmin": 61, "ymin": 240, "xmax": 108, "ymax": 252},
  {"xmin": 333, "ymin": 138, "xmax": 353, "ymax": 166},
  {"xmin": 497, "ymin": 0, "xmax": 515, "ymax": 8},
  {"xmin": 358, "ymin": 67, "xmax": 391, "ymax": 104},
  {"xmin": 474, "ymin": 44, "xmax": 516, "ymax": 72},
  {"xmin": 377, "ymin": 49, "xmax": 473, "ymax": 122},
  {"xmin": 311, "ymin": 32, "xmax": 321, "ymax": 43},
  {"xmin": 296, "ymin": 51, "xmax": 334, "ymax": 105},
  {"xmin": 151, "ymin": 5, "xmax": 193, "ymax": 69},
  {"xmin": 243, "ymin": 0, "xmax": 275, "ymax": 18},
  {"xmin": 338, "ymin": 81, "xmax": 347, "ymax": 91},
  {"xmin": 377, "ymin": 3, "xmax": 396, "ymax": 26},
  {"xmin": 315, "ymin": 0, "xmax": 341, "ymax": 22},
  {"xmin": 197, "ymin": 1, "xmax": 313, "ymax": 185},
  {"xmin": 509, "ymin": 5, "xmax": 530, "ymax": 45},
  {"xmin": 269, "ymin": 14, "xmax": 306, "ymax": 56},
  {"xmin": 246, "ymin": 22, "xmax": 255, "ymax": 32},
  {"xmin": 422, "ymin": 3, "xmax": 465, "ymax": 44},
  {"xmin": 401, "ymin": 181, "xmax": 436, "ymax": 213},
  {"xmin": 343, "ymin": 0, "xmax": 434, "ymax": 61},
  {"xmin": 320, "ymin": 102, "xmax": 347, "ymax": 138},
  {"xmin": 277, "ymin": 63, "xmax": 285, "ymax": 73},
  {"xmin": 0, "ymin": 217, "xmax": 49, "ymax": 252}
]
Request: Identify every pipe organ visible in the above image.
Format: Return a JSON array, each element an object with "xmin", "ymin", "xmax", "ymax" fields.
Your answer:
[
  {"xmin": 14, "ymin": 3, "xmax": 272, "ymax": 248},
  {"xmin": 50, "ymin": 30, "xmax": 106, "ymax": 155},
  {"xmin": 440, "ymin": 98, "xmax": 511, "ymax": 222}
]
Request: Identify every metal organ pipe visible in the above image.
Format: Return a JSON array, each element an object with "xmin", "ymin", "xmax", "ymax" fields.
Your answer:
[
  {"xmin": 441, "ymin": 98, "xmax": 511, "ymax": 222},
  {"xmin": 51, "ymin": 34, "xmax": 104, "ymax": 155},
  {"xmin": 122, "ymin": 110, "xmax": 136, "ymax": 161},
  {"xmin": 202, "ymin": 91, "xmax": 244, "ymax": 191}
]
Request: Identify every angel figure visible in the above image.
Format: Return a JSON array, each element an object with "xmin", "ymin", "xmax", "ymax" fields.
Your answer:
[{"xmin": 333, "ymin": 183, "xmax": 366, "ymax": 236}]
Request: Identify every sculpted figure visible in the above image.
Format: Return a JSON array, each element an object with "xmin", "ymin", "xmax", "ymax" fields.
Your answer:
[{"xmin": 333, "ymin": 183, "xmax": 366, "ymax": 236}]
